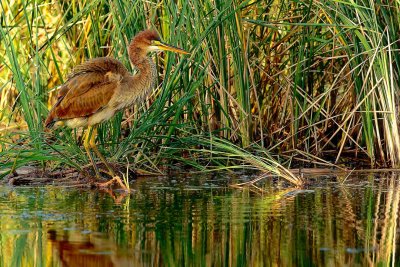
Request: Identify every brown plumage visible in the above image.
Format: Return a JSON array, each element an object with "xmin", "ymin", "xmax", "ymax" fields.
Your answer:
[
  {"xmin": 45, "ymin": 29, "xmax": 189, "ymax": 189},
  {"xmin": 45, "ymin": 58, "xmax": 124, "ymax": 125}
]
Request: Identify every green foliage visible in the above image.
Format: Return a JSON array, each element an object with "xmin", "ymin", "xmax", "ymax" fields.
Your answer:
[{"xmin": 0, "ymin": 0, "xmax": 399, "ymax": 181}]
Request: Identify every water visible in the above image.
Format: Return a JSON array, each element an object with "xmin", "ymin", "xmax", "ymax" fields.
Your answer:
[{"xmin": 0, "ymin": 172, "xmax": 399, "ymax": 266}]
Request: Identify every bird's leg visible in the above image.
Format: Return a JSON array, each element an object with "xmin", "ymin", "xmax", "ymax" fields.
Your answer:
[
  {"xmin": 89, "ymin": 128, "xmax": 115, "ymax": 176},
  {"xmin": 89, "ymin": 128, "xmax": 129, "ymax": 191},
  {"xmin": 84, "ymin": 126, "xmax": 101, "ymax": 178}
]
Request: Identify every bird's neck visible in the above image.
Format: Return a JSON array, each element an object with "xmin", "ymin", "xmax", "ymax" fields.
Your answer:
[
  {"xmin": 128, "ymin": 43, "xmax": 157, "ymax": 85},
  {"xmin": 127, "ymin": 55, "xmax": 157, "ymax": 101},
  {"xmin": 133, "ymin": 55, "xmax": 155, "ymax": 74},
  {"xmin": 135, "ymin": 56, "xmax": 156, "ymax": 87}
]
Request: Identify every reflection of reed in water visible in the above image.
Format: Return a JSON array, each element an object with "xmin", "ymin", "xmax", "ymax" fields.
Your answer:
[
  {"xmin": 47, "ymin": 230, "xmax": 135, "ymax": 267},
  {"xmin": 2, "ymin": 174, "xmax": 400, "ymax": 266},
  {"xmin": 368, "ymin": 174, "xmax": 400, "ymax": 266},
  {"xmin": 307, "ymin": 173, "xmax": 400, "ymax": 266}
]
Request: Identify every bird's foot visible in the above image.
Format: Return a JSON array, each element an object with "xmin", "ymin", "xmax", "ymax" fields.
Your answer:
[{"xmin": 95, "ymin": 175, "xmax": 129, "ymax": 191}]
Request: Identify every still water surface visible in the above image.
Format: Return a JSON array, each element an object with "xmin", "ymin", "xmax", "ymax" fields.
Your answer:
[{"xmin": 0, "ymin": 173, "xmax": 399, "ymax": 266}]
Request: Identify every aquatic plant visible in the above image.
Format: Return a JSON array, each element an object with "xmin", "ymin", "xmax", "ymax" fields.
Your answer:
[{"xmin": 0, "ymin": 0, "xmax": 399, "ymax": 184}]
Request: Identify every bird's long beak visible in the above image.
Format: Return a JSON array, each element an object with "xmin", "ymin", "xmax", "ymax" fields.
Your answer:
[{"xmin": 153, "ymin": 40, "xmax": 190, "ymax": 55}]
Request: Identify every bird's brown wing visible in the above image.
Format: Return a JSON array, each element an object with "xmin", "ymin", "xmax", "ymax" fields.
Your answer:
[
  {"xmin": 45, "ymin": 57, "xmax": 128, "ymax": 126},
  {"xmin": 54, "ymin": 77, "xmax": 116, "ymax": 119}
]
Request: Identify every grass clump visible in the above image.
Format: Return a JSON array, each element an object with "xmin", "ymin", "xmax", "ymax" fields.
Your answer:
[{"xmin": 0, "ymin": 0, "xmax": 399, "ymax": 185}]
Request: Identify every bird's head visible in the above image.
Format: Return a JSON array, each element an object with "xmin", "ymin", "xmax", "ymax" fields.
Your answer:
[{"xmin": 129, "ymin": 30, "xmax": 189, "ymax": 57}]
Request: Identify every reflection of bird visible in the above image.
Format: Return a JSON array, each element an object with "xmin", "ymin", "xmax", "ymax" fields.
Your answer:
[
  {"xmin": 45, "ymin": 30, "xmax": 189, "ymax": 189},
  {"xmin": 48, "ymin": 230, "xmax": 133, "ymax": 267}
]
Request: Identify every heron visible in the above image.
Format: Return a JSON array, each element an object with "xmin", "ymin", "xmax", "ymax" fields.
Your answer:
[{"xmin": 45, "ymin": 29, "xmax": 189, "ymax": 190}]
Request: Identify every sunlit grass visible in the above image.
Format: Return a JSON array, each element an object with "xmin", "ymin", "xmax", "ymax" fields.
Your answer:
[{"xmin": 0, "ymin": 0, "xmax": 399, "ymax": 183}]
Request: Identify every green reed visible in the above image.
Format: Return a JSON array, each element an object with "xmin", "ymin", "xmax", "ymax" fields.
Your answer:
[{"xmin": 0, "ymin": 0, "xmax": 399, "ymax": 182}]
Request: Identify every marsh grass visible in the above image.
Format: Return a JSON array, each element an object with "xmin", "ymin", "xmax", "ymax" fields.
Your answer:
[{"xmin": 0, "ymin": 0, "xmax": 399, "ymax": 184}]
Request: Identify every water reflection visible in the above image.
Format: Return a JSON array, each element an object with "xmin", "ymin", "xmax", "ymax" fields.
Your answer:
[{"xmin": 0, "ymin": 173, "xmax": 399, "ymax": 266}]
